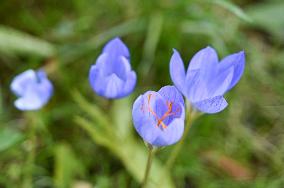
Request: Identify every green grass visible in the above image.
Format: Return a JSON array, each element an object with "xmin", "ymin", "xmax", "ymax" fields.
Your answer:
[{"xmin": 0, "ymin": 0, "xmax": 284, "ymax": 187}]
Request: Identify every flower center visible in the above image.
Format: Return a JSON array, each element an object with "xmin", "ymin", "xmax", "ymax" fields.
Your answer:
[{"xmin": 146, "ymin": 94, "xmax": 180, "ymax": 129}]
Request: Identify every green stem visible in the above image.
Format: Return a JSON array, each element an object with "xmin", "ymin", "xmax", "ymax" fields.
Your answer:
[
  {"xmin": 141, "ymin": 144, "xmax": 154, "ymax": 188},
  {"xmin": 23, "ymin": 113, "xmax": 36, "ymax": 188},
  {"xmin": 165, "ymin": 102, "xmax": 196, "ymax": 170}
]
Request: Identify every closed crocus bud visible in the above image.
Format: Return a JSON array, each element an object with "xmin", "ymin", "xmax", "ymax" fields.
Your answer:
[
  {"xmin": 132, "ymin": 86, "xmax": 185, "ymax": 147},
  {"xmin": 170, "ymin": 47, "xmax": 245, "ymax": 114},
  {"xmin": 10, "ymin": 69, "xmax": 53, "ymax": 111},
  {"xmin": 89, "ymin": 37, "xmax": 137, "ymax": 99}
]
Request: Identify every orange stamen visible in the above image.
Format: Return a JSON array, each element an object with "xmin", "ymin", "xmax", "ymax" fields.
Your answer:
[{"xmin": 145, "ymin": 94, "xmax": 180, "ymax": 130}]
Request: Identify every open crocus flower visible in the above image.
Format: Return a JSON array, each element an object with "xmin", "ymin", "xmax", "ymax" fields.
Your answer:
[
  {"xmin": 10, "ymin": 69, "xmax": 53, "ymax": 111},
  {"xmin": 170, "ymin": 47, "xmax": 245, "ymax": 114},
  {"xmin": 132, "ymin": 86, "xmax": 185, "ymax": 147},
  {"xmin": 89, "ymin": 37, "xmax": 137, "ymax": 99}
]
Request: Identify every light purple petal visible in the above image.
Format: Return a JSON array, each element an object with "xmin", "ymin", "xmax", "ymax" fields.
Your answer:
[
  {"xmin": 120, "ymin": 56, "xmax": 131, "ymax": 72},
  {"xmin": 11, "ymin": 69, "xmax": 37, "ymax": 97},
  {"xmin": 112, "ymin": 56, "xmax": 131, "ymax": 81},
  {"xmin": 151, "ymin": 103, "xmax": 185, "ymax": 147},
  {"xmin": 186, "ymin": 46, "xmax": 218, "ymax": 83},
  {"xmin": 169, "ymin": 49, "xmax": 186, "ymax": 94},
  {"xmin": 94, "ymin": 54, "xmax": 130, "ymax": 81},
  {"xmin": 187, "ymin": 74, "xmax": 208, "ymax": 102},
  {"xmin": 120, "ymin": 71, "xmax": 136, "ymax": 97},
  {"xmin": 207, "ymin": 67, "xmax": 234, "ymax": 97},
  {"xmin": 89, "ymin": 66, "xmax": 124, "ymax": 99},
  {"xmin": 152, "ymin": 117, "xmax": 185, "ymax": 147},
  {"xmin": 132, "ymin": 93, "xmax": 161, "ymax": 144},
  {"xmin": 184, "ymin": 69, "xmax": 201, "ymax": 100},
  {"xmin": 219, "ymin": 51, "xmax": 245, "ymax": 91},
  {"xmin": 94, "ymin": 53, "xmax": 111, "ymax": 76},
  {"xmin": 103, "ymin": 74, "xmax": 124, "ymax": 98},
  {"xmin": 35, "ymin": 78, "xmax": 53, "ymax": 102},
  {"xmin": 158, "ymin": 86, "xmax": 184, "ymax": 125},
  {"xmin": 14, "ymin": 85, "xmax": 46, "ymax": 110},
  {"xmin": 158, "ymin": 85, "xmax": 184, "ymax": 106},
  {"xmin": 103, "ymin": 37, "xmax": 130, "ymax": 58},
  {"xmin": 193, "ymin": 96, "xmax": 228, "ymax": 114},
  {"xmin": 89, "ymin": 65, "xmax": 136, "ymax": 99},
  {"xmin": 89, "ymin": 64, "xmax": 103, "ymax": 93}
]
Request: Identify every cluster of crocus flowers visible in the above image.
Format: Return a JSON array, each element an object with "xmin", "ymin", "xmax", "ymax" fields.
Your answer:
[
  {"xmin": 133, "ymin": 47, "xmax": 245, "ymax": 146},
  {"xmin": 88, "ymin": 38, "xmax": 137, "ymax": 99},
  {"xmin": 8, "ymin": 37, "xmax": 246, "ymax": 187},
  {"xmin": 10, "ymin": 69, "xmax": 53, "ymax": 111},
  {"xmin": 9, "ymin": 38, "xmax": 245, "ymax": 147}
]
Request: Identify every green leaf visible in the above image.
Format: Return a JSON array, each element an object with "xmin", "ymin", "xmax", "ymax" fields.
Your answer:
[
  {"xmin": 212, "ymin": 0, "xmax": 252, "ymax": 23},
  {"xmin": 0, "ymin": 26, "xmax": 56, "ymax": 57},
  {"xmin": 72, "ymin": 91, "xmax": 114, "ymax": 135},
  {"xmin": 59, "ymin": 18, "xmax": 146, "ymax": 63},
  {"xmin": 54, "ymin": 144, "xmax": 84, "ymax": 188},
  {"xmin": 74, "ymin": 93, "xmax": 175, "ymax": 188},
  {"xmin": 246, "ymin": 1, "xmax": 284, "ymax": 42},
  {"xmin": 0, "ymin": 86, "xmax": 3, "ymax": 120},
  {"xmin": 140, "ymin": 12, "xmax": 164, "ymax": 76},
  {"xmin": 0, "ymin": 128, "xmax": 24, "ymax": 152},
  {"xmin": 76, "ymin": 118, "xmax": 174, "ymax": 188},
  {"xmin": 111, "ymin": 98, "xmax": 133, "ymax": 138}
]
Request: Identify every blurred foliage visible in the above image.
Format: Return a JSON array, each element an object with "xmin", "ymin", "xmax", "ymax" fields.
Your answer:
[
  {"xmin": 0, "ymin": 26, "xmax": 56, "ymax": 57},
  {"xmin": 0, "ymin": 0, "xmax": 284, "ymax": 187}
]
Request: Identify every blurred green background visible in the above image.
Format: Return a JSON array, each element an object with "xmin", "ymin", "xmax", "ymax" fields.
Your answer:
[{"xmin": 0, "ymin": 0, "xmax": 284, "ymax": 187}]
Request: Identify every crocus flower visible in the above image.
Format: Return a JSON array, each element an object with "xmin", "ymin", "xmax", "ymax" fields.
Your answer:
[
  {"xmin": 132, "ymin": 86, "xmax": 185, "ymax": 147},
  {"xmin": 10, "ymin": 69, "xmax": 53, "ymax": 111},
  {"xmin": 170, "ymin": 47, "xmax": 245, "ymax": 114},
  {"xmin": 89, "ymin": 37, "xmax": 137, "ymax": 99}
]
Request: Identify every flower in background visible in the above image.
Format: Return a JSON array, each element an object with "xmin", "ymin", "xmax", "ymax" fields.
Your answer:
[
  {"xmin": 132, "ymin": 86, "xmax": 185, "ymax": 147},
  {"xmin": 170, "ymin": 47, "xmax": 245, "ymax": 114},
  {"xmin": 10, "ymin": 69, "xmax": 53, "ymax": 111},
  {"xmin": 89, "ymin": 37, "xmax": 137, "ymax": 99}
]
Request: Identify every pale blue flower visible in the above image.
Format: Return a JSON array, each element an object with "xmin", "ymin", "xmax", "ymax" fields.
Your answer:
[
  {"xmin": 11, "ymin": 69, "xmax": 53, "ymax": 111},
  {"xmin": 89, "ymin": 37, "xmax": 136, "ymax": 99},
  {"xmin": 170, "ymin": 47, "xmax": 245, "ymax": 113},
  {"xmin": 132, "ymin": 86, "xmax": 185, "ymax": 147}
]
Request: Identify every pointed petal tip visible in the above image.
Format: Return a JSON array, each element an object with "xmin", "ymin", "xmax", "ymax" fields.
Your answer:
[
  {"xmin": 240, "ymin": 50, "xmax": 245, "ymax": 57},
  {"xmin": 205, "ymin": 45, "xmax": 215, "ymax": 51},
  {"xmin": 171, "ymin": 49, "xmax": 182, "ymax": 59},
  {"xmin": 234, "ymin": 50, "xmax": 246, "ymax": 64},
  {"xmin": 103, "ymin": 37, "xmax": 129, "ymax": 57},
  {"xmin": 235, "ymin": 50, "xmax": 245, "ymax": 55},
  {"xmin": 172, "ymin": 49, "xmax": 181, "ymax": 57},
  {"xmin": 112, "ymin": 36, "xmax": 122, "ymax": 42},
  {"xmin": 199, "ymin": 46, "xmax": 218, "ymax": 58},
  {"xmin": 233, "ymin": 50, "xmax": 245, "ymax": 59},
  {"xmin": 107, "ymin": 37, "xmax": 123, "ymax": 45},
  {"xmin": 169, "ymin": 49, "xmax": 186, "ymax": 95}
]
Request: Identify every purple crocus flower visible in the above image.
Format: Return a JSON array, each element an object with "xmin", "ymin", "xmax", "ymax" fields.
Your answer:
[
  {"xmin": 170, "ymin": 47, "xmax": 245, "ymax": 114},
  {"xmin": 132, "ymin": 86, "xmax": 185, "ymax": 147},
  {"xmin": 89, "ymin": 37, "xmax": 137, "ymax": 99},
  {"xmin": 10, "ymin": 69, "xmax": 53, "ymax": 111}
]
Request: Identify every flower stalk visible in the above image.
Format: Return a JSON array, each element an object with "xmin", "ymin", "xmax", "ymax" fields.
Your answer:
[
  {"xmin": 23, "ymin": 112, "xmax": 36, "ymax": 188},
  {"xmin": 165, "ymin": 102, "xmax": 198, "ymax": 170},
  {"xmin": 142, "ymin": 144, "xmax": 154, "ymax": 188}
]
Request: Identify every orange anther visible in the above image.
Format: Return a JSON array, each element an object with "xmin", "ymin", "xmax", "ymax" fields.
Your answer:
[{"xmin": 145, "ymin": 94, "xmax": 180, "ymax": 130}]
